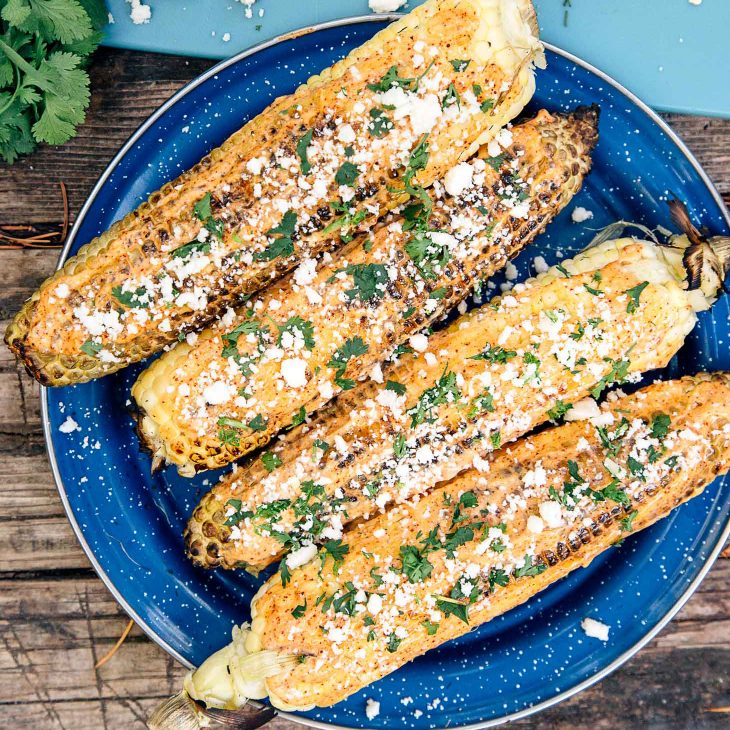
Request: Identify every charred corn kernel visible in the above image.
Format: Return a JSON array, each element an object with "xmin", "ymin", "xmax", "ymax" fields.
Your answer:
[
  {"xmin": 133, "ymin": 107, "xmax": 599, "ymax": 475},
  {"xmin": 6, "ymin": 0, "xmax": 543, "ymax": 386},
  {"xmin": 155, "ymin": 372, "xmax": 730, "ymax": 718},
  {"xmin": 186, "ymin": 236, "xmax": 714, "ymax": 572}
]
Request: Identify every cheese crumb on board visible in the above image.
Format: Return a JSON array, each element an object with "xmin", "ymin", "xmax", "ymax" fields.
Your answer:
[
  {"xmin": 369, "ymin": 0, "xmax": 407, "ymax": 12},
  {"xmin": 127, "ymin": 0, "xmax": 151, "ymax": 25}
]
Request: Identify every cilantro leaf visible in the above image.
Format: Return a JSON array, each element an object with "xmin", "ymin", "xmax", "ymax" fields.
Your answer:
[
  {"xmin": 296, "ymin": 128, "xmax": 314, "ymax": 174},
  {"xmin": 277, "ymin": 316, "xmax": 315, "ymax": 350},
  {"xmin": 327, "ymin": 336, "xmax": 369, "ymax": 390},
  {"xmin": 80, "ymin": 338, "xmax": 100, "ymax": 357},
  {"xmin": 624, "ymin": 281, "xmax": 649, "ymax": 314},
  {"xmin": 334, "ymin": 160, "xmax": 359, "ymax": 186},
  {"xmin": 449, "ymin": 59, "xmax": 471, "ymax": 72},
  {"xmin": 112, "ymin": 285, "xmax": 149, "ymax": 309},
  {"xmin": 650, "ymin": 413, "xmax": 671, "ymax": 440},
  {"xmin": 340, "ymin": 263, "xmax": 389, "ymax": 303},
  {"xmin": 254, "ymin": 210, "xmax": 297, "ymax": 261}
]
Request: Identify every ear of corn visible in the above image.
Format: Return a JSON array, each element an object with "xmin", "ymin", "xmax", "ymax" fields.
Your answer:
[
  {"xmin": 172, "ymin": 373, "xmax": 730, "ymax": 714},
  {"xmin": 132, "ymin": 107, "xmax": 599, "ymax": 475},
  {"xmin": 5, "ymin": 0, "xmax": 542, "ymax": 386},
  {"xmin": 186, "ymin": 236, "xmax": 708, "ymax": 572}
]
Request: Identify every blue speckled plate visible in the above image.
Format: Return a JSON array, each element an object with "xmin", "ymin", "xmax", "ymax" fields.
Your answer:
[{"xmin": 44, "ymin": 19, "xmax": 730, "ymax": 730}]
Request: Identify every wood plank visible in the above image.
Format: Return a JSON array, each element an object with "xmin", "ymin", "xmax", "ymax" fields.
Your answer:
[{"xmin": 0, "ymin": 517, "xmax": 90, "ymax": 572}]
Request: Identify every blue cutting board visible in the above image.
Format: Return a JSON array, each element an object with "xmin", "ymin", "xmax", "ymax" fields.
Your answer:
[{"xmin": 103, "ymin": 0, "xmax": 730, "ymax": 116}]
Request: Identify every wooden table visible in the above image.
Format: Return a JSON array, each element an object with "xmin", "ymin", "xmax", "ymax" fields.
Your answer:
[{"xmin": 1, "ymin": 48, "xmax": 729, "ymax": 729}]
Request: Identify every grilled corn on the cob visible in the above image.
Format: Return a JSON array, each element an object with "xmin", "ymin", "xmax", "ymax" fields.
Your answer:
[
  {"xmin": 5, "ymin": 0, "xmax": 543, "ymax": 386},
  {"xmin": 186, "ymin": 234, "xmax": 723, "ymax": 572},
  {"xmin": 150, "ymin": 372, "xmax": 730, "ymax": 722},
  {"xmin": 133, "ymin": 107, "xmax": 599, "ymax": 475}
]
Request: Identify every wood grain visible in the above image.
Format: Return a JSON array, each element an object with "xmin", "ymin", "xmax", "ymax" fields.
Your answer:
[{"xmin": 1, "ymin": 47, "xmax": 729, "ymax": 729}]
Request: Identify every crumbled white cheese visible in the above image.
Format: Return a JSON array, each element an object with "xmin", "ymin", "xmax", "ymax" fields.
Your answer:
[
  {"xmin": 286, "ymin": 543, "xmax": 318, "ymax": 570},
  {"xmin": 581, "ymin": 617, "xmax": 610, "ymax": 641},
  {"xmin": 533, "ymin": 255, "xmax": 549, "ymax": 274},
  {"xmin": 526, "ymin": 515, "xmax": 544, "ymax": 534},
  {"xmin": 281, "ymin": 358, "xmax": 308, "ymax": 388},
  {"xmin": 367, "ymin": 593, "xmax": 383, "ymax": 615},
  {"xmin": 365, "ymin": 698, "xmax": 381, "ymax": 720},
  {"xmin": 409, "ymin": 333, "xmax": 429, "ymax": 352},
  {"xmin": 54, "ymin": 283, "xmax": 70, "ymax": 299},
  {"xmin": 443, "ymin": 162, "xmax": 474, "ymax": 198},
  {"xmin": 539, "ymin": 500, "xmax": 563, "ymax": 528},
  {"xmin": 564, "ymin": 397, "xmax": 600, "ymax": 421},
  {"xmin": 368, "ymin": 0, "xmax": 406, "ymax": 12},
  {"xmin": 504, "ymin": 262, "xmax": 518, "ymax": 281},
  {"xmin": 293, "ymin": 258, "xmax": 317, "ymax": 287},
  {"xmin": 126, "ymin": 0, "xmax": 151, "ymax": 25},
  {"xmin": 222, "ymin": 32, "xmax": 231, "ymax": 42},
  {"xmin": 571, "ymin": 206, "xmax": 594, "ymax": 223},
  {"xmin": 370, "ymin": 362, "xmax": 384, "ymax": 384},
  {"xmin": 337, "ymin": 124, "xmax": 356, "ymax": 144},
  {"xmin": 203, "ymin": 380, "xmax": 235, "ymax": 405},
  {"xmin": 59, "ymin": 415, "xmax": 80, "ymax": 433}
]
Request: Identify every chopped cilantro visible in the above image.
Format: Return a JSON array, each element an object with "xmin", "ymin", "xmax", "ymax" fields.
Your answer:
[
  {"xmin": 289, "ymin": 406, "xmax": 307, "ymax": 429},
  {"xmin": 223, "ymin": 498, "xmax": 253, "ymax": 526},
  {"xmin": 296, "ymin": 129, "xmax": 314, "ymax": 174},
  {"xmin": 254, "ymin": 210, "xmax": 297, "ymax": 261},
  {"xmin": 513, "ymin": 555, "xmax": 547, "ymax": 579},
  {"xmin": 469, "ymin": 344, "xmax": 517, "ymax": 363},
  {"xmin": 386, "ymin": 633, "xmax": 402, "ymax": 652},
  {"xmin": 277, "ymin": 316, "xmax": 315, "ymax": 350},
  {"xmin": 625, "ymin": 281, "xmax": 649, "ymax": 314},
  {"xmin": 485, "ymin": 153, "xmax": 507, "ymax": 170},
  {"xmin": 591, "ymin": 357, "xmax": 631, "ymax": 399},
  {"xmin": 468, "ymin": 389, "xmax": 495, "ymax": 418},
  {"xmin": 399, "ymin": 545, "xmax": 434, "ymax": 583},
  {"xmin": 404, "ymin": 230, "xmax": 450, "ymax": 280},
  {"xmin": 368, "ymin": 108, "xmax": 393, "ymax": 137},
  {"xmin": 335, "ymin": 160, "xmax": 359, "ymax": 187},
  {"xmin": 320, "ymin": 539, "xmax": 349, "ymax": 575},
  {"xmin": 650, "ymin": 413, "xmax": 671, "ymax": 440},
  {"xmin": 627, "ymin": 455, "xmax": 646, "ymax": 481},
  {"xmin": 407, "ymin": 367, "xmax": 461, "ymax": 427},
  {"xmin": 248, "ymin": 414, "xmax": 268, "ymax": 432},
  {"xmin": 490, "ymin": 430, "xmax": 501, "ymax": 449},
  {"xmin": 340, "ymin": 263, "xmax": 389, "ymax": 302},
  {"xmin": 441, "ymin": 83, "xmax": 460, "ymax": 109},
  {"xmin": 171, "ymin": 240, "xmax": 211, "ymax": 259},
  {"xmin": 435, "ymin": 596, "xmax": 469, "ymax": 624},
  {"xmin": 620, "ymin": 510, "xmax": 639, "ymax": 533},
  {"xmin": 112, "ymin": 285, "xmax": 149, "ymax": 309},
  {"xmin": 449, "ymin": 59, "xmax": 471, "ymax": 72},
  {"xmin": 327, "ymin": 336, "xmax": 369, "ymax": 390},
  {"xmin": 261, "ymin": 452, "xmax": 282, "ymax": 472},
  {"xmin": 80, "ymin": 339, "xmax": 101, "ymax": 357},
  {"xmin": 422, "ymin": 620, "xmax": 439, "ymax": 635},
  {"xmin": 291, "ymin": 600, "xmax": 307, "ymax": 618},
  {"xmin": 547, "ymin": 400, "xmax": 573, "ymax": 423},
  {"xmin": 279, "ymin": 560, "xmax": 291, "ymax": 587},
  {"xmin": 488, "ymin": 567, "xmax": 510, "ymax": 592},
  {"xmin": 386, "ymin": 380, "xmax": 407, "ymax": 395},
  {"xmin": 393, "ymin": 432, "xmax": 407, "ymax": 459}
]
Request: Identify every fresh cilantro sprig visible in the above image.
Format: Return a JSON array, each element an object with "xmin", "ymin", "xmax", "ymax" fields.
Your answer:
[{"xmin": 0, "ymin": 0, "xmax": 108, "ymax": 163}]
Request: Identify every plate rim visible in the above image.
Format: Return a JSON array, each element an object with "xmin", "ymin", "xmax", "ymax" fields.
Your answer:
[{"xmin": 40, "ymin": 15, "xmax": 730, "ymax": 730}]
